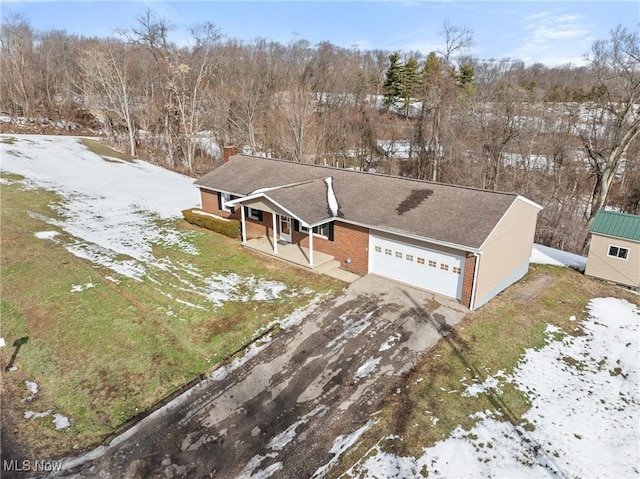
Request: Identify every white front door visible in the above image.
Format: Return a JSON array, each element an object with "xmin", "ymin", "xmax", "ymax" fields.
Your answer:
[
  {"xmin": 369, "ymin": 234, "xmax": 465, "ymax": 299},
  {"xmin": 280, "ymin": 216, "xmax": 292, "ymax": 243}
]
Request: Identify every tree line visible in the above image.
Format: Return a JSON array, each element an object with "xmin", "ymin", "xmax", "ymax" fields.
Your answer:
[{"xmin": 1, "ymin": 11, "xmax": 638, "ymax": 253}]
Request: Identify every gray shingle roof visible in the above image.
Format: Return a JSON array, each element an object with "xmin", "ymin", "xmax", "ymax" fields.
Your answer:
[{"xmin": 195, "ymin": 155, "xmax": 522, "ymax": 249}]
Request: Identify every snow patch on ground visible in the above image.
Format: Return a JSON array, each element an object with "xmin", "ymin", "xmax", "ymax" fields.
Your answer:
[
  {"xmin": 34, "ymin": 230, "xmax": 59, "ymax": 240},
  {"xmin": 53, "ymin": 413, "xmax": 71, "ymax": 429},
  {"xmin": 3, "ymin": 135, "xmax": 303, "ymax": 309},
  {"xmin": 267, "ymin": 405, "xmax": 329, "ymax": 451},
  {"xmin": 25, "ymin": 410, "xmax": 51, "ymax": 420},
  {"xmin": 461, "ymin": 373, "xmax": 504, "ymax": 398},
  {"xmin": 379, "ymin": 333, "xmax": 401, "ymax": 352},
  {"xmin": 25, "ymin": 381, "xmax": 38, "ymax": 395},
  {"xmin": 346, "ymin": 297, "xmax": 640, "ymax": 478},
  {"xmin": 313, "ymin": 420, "xmax": 378, "ymax": 478},
  {"xmin": 24, "ymin": 409, "xmax": 71, "ymax": 429},
  {"xmin": 71, "ymin": 282, "xmax": 96, "ymax": 292},
  {"xmin": 530, "ymin": 243, "xmax": 587, "ymax": 271},
  {"xmin": 327, "ymin": 310, "xmax": 375, "ymax": 352},
  {"xmin": 355, "ymin": 357, "xmax": 381, "ymax": 381}
]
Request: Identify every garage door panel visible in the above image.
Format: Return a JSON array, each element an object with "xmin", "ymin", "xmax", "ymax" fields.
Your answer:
[{"xmin": 370, "ymin": 235, "xmax": 465, "ymax": 299}]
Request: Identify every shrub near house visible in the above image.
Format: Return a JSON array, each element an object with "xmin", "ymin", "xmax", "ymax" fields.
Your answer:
[{"xmin": 182, "ymin": 208, "xmax": 241, "ymax": 239}]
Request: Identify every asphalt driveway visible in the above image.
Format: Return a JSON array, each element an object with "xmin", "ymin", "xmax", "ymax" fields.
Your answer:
[{"xmin": 53, "ymin": 275, "xmax": 467, "ymax": 479}]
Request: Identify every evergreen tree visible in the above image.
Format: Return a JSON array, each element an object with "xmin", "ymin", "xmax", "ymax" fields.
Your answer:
[
  {"xmin": 383, "ymin": 52, "xmax": 403, "ymax": 111},
  {"xmin": 456, "ymin": 63, "xmax": 475, "ymax": 96},
  {"xmin": 422, "ymin": 51, "xmax": 443, "ymax": 87},
  {"xmin": 400, "ymin": 57, "xmax": 420, "ymax": 116}
]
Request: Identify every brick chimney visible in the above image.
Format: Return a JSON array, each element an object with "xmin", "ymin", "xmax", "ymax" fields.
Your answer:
[{"xmin": 222, "ymin": 145, "xmax": 238, "ymax": 163}]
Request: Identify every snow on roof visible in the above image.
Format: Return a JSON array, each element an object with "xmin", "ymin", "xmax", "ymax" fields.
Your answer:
[{"xmin": 325, "ymin": 177, "xmax": 339, "ymax": 217}]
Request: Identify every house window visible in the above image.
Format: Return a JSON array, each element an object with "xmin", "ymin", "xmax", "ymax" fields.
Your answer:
[
  {"xmin": 301, "ymin": 223, "xmax": 332, "ymax": 238},
  {"xmin": 395, "ymin": 251, "xmax": 402, "ymax": 258},
  {"xmin": 453, "ymin": 266, "xmax": 461, "ymax": 274},
  {"xmin": 220, "ymin": 192, "xmax": 233, "ymax": 213},
  {"xmin": 428, "ymin": 260, "xmax": 437, "ymax": 267},
  {"xmin": 385, "ymin": 249, "xmax": 392, "ymax": 255},
  {"xmin": 247, "ymin": 208, "xmax": 262, "ymax": 221},
  {"xmin": 608, "ymin": 245, "xmax": 629, "ymax": 260},
  {"xmin": 406, "ymin": 254, "xmax": 414, "ymax": 261},
  {"xmin": 375, "ymin": 246, "xmax": 382, "ymax": 253},
  {"xmin": 417, "ymin": 257, "xmax": 425, "ymax": 265},
  {"xmin": 440, "ymin": 264, "xmax": 449, "ymax": 271}
]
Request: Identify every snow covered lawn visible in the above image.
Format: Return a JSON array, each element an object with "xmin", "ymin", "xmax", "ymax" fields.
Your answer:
[
  {"xmin": 531, "ymin": 243, "xmax": 587, "ymax": 271},
  {"xmin": 0, "ymin": 134, "xmax": 340, "ymax": 455},
  {"xmin": 0, "ymin": 134, "xmax": 305, "ymax": 307},
  {"xmin": 346, "ymin": 297, "xmax": 639, "ymax": 478}
]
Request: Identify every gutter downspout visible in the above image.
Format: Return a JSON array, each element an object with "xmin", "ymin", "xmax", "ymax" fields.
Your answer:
[
  {"xmin": 272, "ymin": 214, "xmax": 278, "ymax": 255},
  {"xmin": 469, "ymin": 252, "xmax": 481, "ymax": 311},
  {"xmin": 240, "ymin": 206, "xmax": 247, "ymax": 244}
]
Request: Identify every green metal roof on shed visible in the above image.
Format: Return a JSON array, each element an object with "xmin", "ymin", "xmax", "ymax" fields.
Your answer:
[{"xmin": 590, "ymin": 210, "xmax": 640, "ymax": 242}]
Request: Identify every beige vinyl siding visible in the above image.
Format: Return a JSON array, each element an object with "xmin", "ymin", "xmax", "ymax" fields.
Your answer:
[
  {"xmin": 474, "ymin": 198, "xmax": 540, "ymax": 309},
  {"xmin": 585, "ymin": 234, "xmax": 640, "ymax": 287}
]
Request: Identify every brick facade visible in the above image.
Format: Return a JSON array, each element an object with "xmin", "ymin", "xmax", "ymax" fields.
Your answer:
[
  {"xmin": 461, "ymin": 252, "xmax": 476, "ymax": 309},
  {"xmin": 201, "ymin": 189, "xmax": 224, "ymax": 216},
  {"xmin": 294, "ymin": 222, "xmax": 370, "ymax": 276},
  {"xmin": 200, "ymin": 187, "xmax": 370, "ymax": 275},
  {"xmin": 200, "ymin": 189, "xmax": 272, "ymax": 239}
]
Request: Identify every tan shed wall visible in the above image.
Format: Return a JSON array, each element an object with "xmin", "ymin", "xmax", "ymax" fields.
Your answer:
[
  {"xmin": 474, "ymin": 199, "xmax": 539, "ymax": 309},
  {"xmin": 585, "ymin": 235, "xmax": 640, "ymax": 287}
]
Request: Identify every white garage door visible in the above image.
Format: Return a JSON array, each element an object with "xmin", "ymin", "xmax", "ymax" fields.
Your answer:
[{"xmin": 369, "ymin": 234, "xmax": 465, "ymax": 299}]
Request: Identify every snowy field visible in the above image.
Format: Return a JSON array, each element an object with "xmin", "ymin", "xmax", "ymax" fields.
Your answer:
[
  {"xmin": 0, "ymin": 134, "xmax": 296, "ymax": 309},
  {"xmin": 531, "ymin": 243, "xmax": 587, "ymax": 271},
  {"xmin": 346, "ymin": 247, "xmax": 638, "ymax": 478},
  {"xmin": 346, "ymin": 296, "xmax": 639, "ymax": 478}
]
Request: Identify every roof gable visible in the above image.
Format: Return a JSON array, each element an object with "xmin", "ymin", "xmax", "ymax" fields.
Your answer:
[
  {"xmin": 265, "ymin": 178, "xmax": 333, "ymax": 225},
  {"xmin": 590, "ymin": 210, "xmax": 640, "ymax": 242},
  {"xmin": 195, "ymin": 155, "xmax": 524, "ymax": 249}
]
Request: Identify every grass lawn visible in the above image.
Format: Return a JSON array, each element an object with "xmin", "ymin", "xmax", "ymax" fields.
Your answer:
[
  {"xmin": 0, "ymin": 172, "xmax": 343, "ymax": 458},
  {"xmin": 330, "ymin": 264, "xmax": 638, "ymax": 477},
  {"xmin": 78, "ymin": 138, "xmax": 132, "ymax": 162}
]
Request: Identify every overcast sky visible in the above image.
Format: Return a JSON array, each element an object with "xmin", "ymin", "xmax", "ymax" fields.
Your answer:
[{"xmin": 1, "ymin": 1, "xmax": 638, "ymax": 67}]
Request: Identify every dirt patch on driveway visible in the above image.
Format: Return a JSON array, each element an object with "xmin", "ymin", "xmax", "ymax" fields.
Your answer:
[{"xmin": 51, "ymin": 276, "xmax": 466, "ymax": 479}]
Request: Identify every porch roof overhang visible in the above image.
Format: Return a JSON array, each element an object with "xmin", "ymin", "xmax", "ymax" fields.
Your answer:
[{"xmin": 227, "ymin": 178, "xmax": 335, "ymax": 227}]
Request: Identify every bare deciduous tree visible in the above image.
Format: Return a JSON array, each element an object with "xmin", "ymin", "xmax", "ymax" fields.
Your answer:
[
  {"xmin": 0, "ymin": 14, "xmax": 39, "ymax": 116},
  {"xmin": 78, "ymin": 39, "xmax": 138, "ymax": 156},
  {"xmin": 578, "ymin": 26, "xmax": 640, "ymax": 247}
]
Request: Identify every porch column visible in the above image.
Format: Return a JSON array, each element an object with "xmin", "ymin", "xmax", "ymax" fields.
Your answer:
[
  {"xmin": 240, "ymin": 205, "xmax": 247, "ymax": 244},
  {"xmin": 272, "ymin": 213, "xmax": 278, "ymax": 255},
  {"xmin": 308, "ymin": 229, "xmax": 314, "ymax": 267}
]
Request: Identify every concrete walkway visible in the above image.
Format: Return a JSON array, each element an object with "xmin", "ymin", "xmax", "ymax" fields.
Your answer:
[
  {"xmin": 52, "ymin": 276, "xmax": 467, "ymax": 479},
  {"xmin": 244, "ymin": 236, "xmax": 361, "ymax": 283}
]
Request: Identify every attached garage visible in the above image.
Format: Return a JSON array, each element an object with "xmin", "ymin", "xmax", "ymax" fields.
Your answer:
[{"xmin": 369, "ymin": 234, "xmax": 466, "ymax": 300}]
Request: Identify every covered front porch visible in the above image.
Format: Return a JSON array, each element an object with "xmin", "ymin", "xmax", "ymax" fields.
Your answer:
[
  {"xmin": 243, "ymin": 236, "xmax": 360, "ymax": 283},
  {"xmin": 244, "ymin": 236, "xmax": 334, "ymax": 269}
]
